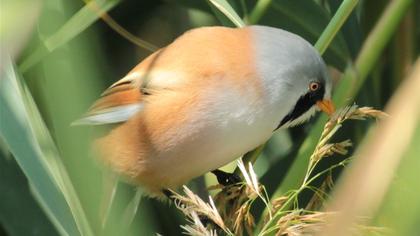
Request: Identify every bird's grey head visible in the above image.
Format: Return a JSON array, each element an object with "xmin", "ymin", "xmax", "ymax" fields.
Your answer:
[{"xmin": 250, "ymin": 25, "xmax": 333, "ymax": 129}]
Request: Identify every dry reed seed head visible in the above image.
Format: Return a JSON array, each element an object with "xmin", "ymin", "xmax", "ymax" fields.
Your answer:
[
  {"xmin": 273, "ymin": 211, "xmax": 387, "ymax": 236},
  {"xmin": 275, "ymin": 211, "xmax": 301, "ymax": 236},
  {"xmin": 237, "ymin": 159, "xmax": 272, "ymax": 215},
  {"xmin": 313, "ymin": 105, "xmax": 385, "ymax": 164},
  {"xmin": 208, "ymin": 196, "xmax": 227, "ymax": 230},
  {"xmin": 210, "ymin": 161, "xmax": 271, "ymax": 235},
  {"xmin": 275, "ymin": 211, "xmax": 334, "ymax": 236},
  {"xmin": 331, "ymin": 139, "xmax": 352, "ymax": 155},
  {"xmin": 214, "ymin": 184, "xmax": 256, "ymax": 236},
  {"xmin": 356, "ymin": 107, "xmax": 388, "ymax": 119},
  {"xmin": 329, "ymin": 105, "xmax": 387, "ymax": 124},
  {"xmin": 322, "ymin": 105, "xmax": 385, "ymax": 135},
  {"xmin": 181, "ymin": 211, "xmax": 218, "ymax": 236},
  {"xmin": 210, "ymin": 183, "xmax": 252, "ymax": 222},
  {"xmin": 244, "ymin": 186, "xmax": 259, "ymax": 200},
  {"xmin": 237, "ymin": 159, "xmax": 272, "ymax": 218},
  {"xmin": 214, "ymin": 184, "xmax": 247, "ymax": 207},
  {"xmin": 330, "ymin": 105, "xmax": 358, "ymax": 122},
  {"xmin": 272, "ymin": 196, "xmax": 289, "ymax": 211},
  {"xmin": 246, "ymin": 211, "xmax": 255, "ymax": 230},
  {"xmin": 232, "ymin": 201, "xmax": 255, "ymax": 235},
  {"xmin": 312, "ymin": 139, "xmax": 353, "ymax": 162},
  {"xmin": 172, "ymin": 186, "xmax": 228, "ymax": 233},
  {"xmin": 237, "ymin": 159, "xmax": 261, "ymax": 197},
  {"xmin": 181, "ymin": 225, "xmax": 217, "ymax": 236}
]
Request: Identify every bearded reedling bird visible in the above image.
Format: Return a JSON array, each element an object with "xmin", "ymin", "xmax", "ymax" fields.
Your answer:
[{"xmin": 73, "ymin": 25, "xmax": 335, "ymax": 197}]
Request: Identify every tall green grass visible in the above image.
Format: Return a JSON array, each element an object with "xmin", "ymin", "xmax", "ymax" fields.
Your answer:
[{"xmin": 0, "ymin": 0, "xmax": 418, "ymax": 235}]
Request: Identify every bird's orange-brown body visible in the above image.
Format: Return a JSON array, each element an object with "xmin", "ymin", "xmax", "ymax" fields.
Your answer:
[
  {"xmin": 91, "ymin": 27, "xmax": 265, "ymax": 194},
  {"xmin": 76, "ymin": 26, "xmax": 334, "ymax": 196}
]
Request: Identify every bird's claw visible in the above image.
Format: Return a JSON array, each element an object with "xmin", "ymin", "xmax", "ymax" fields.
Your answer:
[{"xmin": 211, "ymin": 169, "xmax": 241, "ymax": 186}]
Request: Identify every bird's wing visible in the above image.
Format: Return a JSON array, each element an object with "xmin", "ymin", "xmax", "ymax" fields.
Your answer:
[
  {"xmin": 72, "ymin": 27, "xmax": 256, "ymax": 126},
  {"xmin": 72, "ymin": 72, "xmax": 145, "ymax": 125},
  {"xmin": 72, "ymin": 50, "xmax": 191, "ymax": 126}
]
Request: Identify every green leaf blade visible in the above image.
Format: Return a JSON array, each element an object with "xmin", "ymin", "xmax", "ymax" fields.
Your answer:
[
  {"xmin": 207, "ymin": 0, "xmax": 246, "ymax": 27},
  {"xmin": 19, "ymin": 0, "xmax": 121, "ymax": 73},
  {"xmin": 1, "ymin": 60, "xmax": 81, "ymax": 236}
]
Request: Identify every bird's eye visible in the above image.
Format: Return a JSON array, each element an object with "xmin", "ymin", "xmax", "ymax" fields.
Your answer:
[{"xmin": 309, "ymin": 82, "xmax": 320, "ymax": 91}]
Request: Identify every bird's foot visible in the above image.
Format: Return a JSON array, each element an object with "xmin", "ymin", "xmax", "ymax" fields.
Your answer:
[
  {"xmin": 211, "ymin": 169, "xmax": 241, "ymax": 186},
  {"xmin": 162, "ymin": 189, "xmax": 175, "ymax": 202}
]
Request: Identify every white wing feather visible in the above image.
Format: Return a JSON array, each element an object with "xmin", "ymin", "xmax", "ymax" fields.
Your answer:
[{"xmin": 71, "ymin": 103, "xmax": 143, "ymax": 126}]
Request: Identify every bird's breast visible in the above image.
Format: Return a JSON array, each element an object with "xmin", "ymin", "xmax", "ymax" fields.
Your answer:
[{"xmin": 142, "ymin": 81, "xmax": 277, "ymax": 189}]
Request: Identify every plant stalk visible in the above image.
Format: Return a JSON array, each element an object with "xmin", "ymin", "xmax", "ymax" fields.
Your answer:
[
  {"xmin": 315, "ymin": 0, "xmax": 359, "ymax": 54},
  {"xmin": 249, "ymin": 0, "xmax": 272, "ymax": 24}
]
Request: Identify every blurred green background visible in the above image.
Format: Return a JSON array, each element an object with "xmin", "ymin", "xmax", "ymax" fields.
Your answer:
[{"xmin": 1, "ymin": 0, "xmax": 419, "ymax": 235}]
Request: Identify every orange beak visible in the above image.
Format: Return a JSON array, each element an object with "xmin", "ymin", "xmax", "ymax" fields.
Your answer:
[{"xmin": 316, "ymin": 99, "xmax": 335, "ymax": 116}]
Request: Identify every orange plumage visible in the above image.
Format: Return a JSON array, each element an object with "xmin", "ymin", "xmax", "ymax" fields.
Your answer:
[{"xmin": 75, "ymin": 26, "xmax": 334, "ymax": 196}]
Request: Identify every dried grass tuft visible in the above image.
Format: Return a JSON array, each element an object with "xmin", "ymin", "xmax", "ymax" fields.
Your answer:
[
  {"xmin": 274, "ymin": 211, "xmax": 388, "ymax": 236},
  {"xmin": 180, "ymin": 211, "xmax": 218, "ymax": 236},
  {"xmin": 170, "ymin": 186, "xmax": 230, "ymax": 235},
  {"xmin": 171, "ymin": 106, "xmax": 387, "ymax": 236},
  {"xmin": 275, "ymin": 210, "xmax": 334, "ymax": 236}
]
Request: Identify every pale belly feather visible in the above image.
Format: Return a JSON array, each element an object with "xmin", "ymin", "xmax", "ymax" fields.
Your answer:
[{"xmin": 145, "ymin": 86, "xmax": 279, "ymax": 190}]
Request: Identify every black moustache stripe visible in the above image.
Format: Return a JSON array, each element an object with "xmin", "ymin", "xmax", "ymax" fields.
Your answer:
[{"xmin": 274, "ymin": 85, "xmax": 325, "ymax": 131}]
